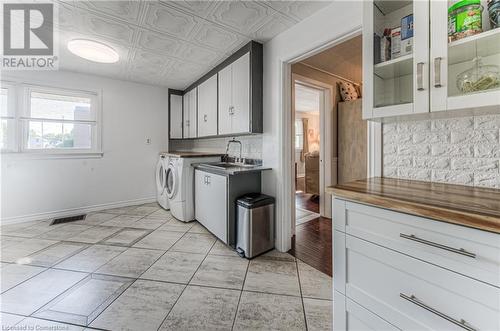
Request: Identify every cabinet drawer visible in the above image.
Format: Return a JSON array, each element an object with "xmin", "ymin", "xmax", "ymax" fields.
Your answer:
[
  {"xmin": 335, "ymin": 291, "xmax": 400, "ymax": 331},
  {"xmin": 346, "ymin": 235, "xmax": 500, "ymax": 331},
  {"xmin": 343, "ymin": 201, "xmax": 500, "ymax": 286}
]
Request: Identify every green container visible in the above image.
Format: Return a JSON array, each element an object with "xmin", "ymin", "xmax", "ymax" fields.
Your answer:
[{"xmin": 448, "ymin": 0, "xmax": 483, "ymax": 41}]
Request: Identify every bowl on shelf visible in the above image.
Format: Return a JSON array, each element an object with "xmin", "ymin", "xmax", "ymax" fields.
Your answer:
[{"xmin": 456, "ymin": 57, "xmax": 500, "ymax": 94}]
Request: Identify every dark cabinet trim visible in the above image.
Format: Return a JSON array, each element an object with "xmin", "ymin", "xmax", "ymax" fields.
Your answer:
[{"xmin": 168, "ymin": 89, "xmax": 183, "ymax": 140}]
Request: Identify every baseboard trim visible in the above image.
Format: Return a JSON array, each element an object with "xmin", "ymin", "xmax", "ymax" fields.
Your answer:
[{"xmin": 1, "ymin": 197, "xmax": 157, "ymax": 225}]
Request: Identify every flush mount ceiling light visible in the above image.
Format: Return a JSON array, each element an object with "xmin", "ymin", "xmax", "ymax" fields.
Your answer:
[{"xmin": 67, "ymin": 39, "xmax": 119, "ymax": 63}]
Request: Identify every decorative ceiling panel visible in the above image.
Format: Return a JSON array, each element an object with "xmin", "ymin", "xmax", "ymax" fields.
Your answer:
[
  {"xmin": 144, "ymin": 2, "xmax": 199, "ymax": 38},
  {"xmin": 54, "ymin": 0, "xmax": 334, "ymax": 88}
]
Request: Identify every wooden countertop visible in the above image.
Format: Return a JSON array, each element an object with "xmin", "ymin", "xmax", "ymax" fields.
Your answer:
[
  {"xmin": 326, "ymin": 177, "xmax": 500, "ymax": 234},
  {"xmin": 160, "ymin": 151, "xmax": 224, "ymax": 158}
]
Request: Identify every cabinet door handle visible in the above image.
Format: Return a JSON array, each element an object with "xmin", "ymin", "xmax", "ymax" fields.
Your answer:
[
  {"xmin": 206, "ymin": 175, "xmax": 210, "ymax": 185},
  {"xmin": 186, "ymin": 120, "xmax": 190, "ymax": 127},
  {"xmin": 434, "ymin": 57, "xmax": 442, "ymax": 88},
  {"xmin": 400, "ymin": 293, "xmax": 476, "ymax": 331},
  {"xmin": 204, "ymin": 114, "xmax": 208, "ymax": 122},
  {"xmin": 417, "ymin": 62, "xmax": 425, "ymax": 91},
  {"xmin": 400, "ymin": 233, "xmax": 476, "ymax": 258}
]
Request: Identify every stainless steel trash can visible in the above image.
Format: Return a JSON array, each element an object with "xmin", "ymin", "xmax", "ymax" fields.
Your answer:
[{"xmin": 236, "ymin": 193, "xmax": 275, "ymax": 259}]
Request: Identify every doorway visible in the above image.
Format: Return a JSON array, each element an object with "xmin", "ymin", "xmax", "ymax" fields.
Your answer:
[{"xmin": 289, "ymin": 34, "xmax": 367, "ymax": 276}]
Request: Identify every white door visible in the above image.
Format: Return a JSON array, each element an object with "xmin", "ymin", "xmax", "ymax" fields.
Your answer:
[
  {"xmin": 218, "ymin": 64, "xmax": 232, "ymax": 135},
  {"xmin": 197, "ymin": 74, "xmax": 218, "ymax": 137},
  {"xmin": 183, "ymin": 91, "xmax": 190, "ymax": 138},
  {"xmin": 188, "ymin": 88, "xmax": 198, "ymax": 138},
  {"xmin": 170, "ymin": 94, "xmax": 183, "ymax": 139},
  {"xmin": 195, "ymin": 170, "xmax": 228, "ymax": 242},
  {"xmin": 231, "ymin": 52, "xmax": 250, "ymax": 134}
]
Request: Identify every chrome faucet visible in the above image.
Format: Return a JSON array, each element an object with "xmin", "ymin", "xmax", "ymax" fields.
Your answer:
[{"xmin": 225, "ymin": 138, "xmax": 243, "ymax": 163}]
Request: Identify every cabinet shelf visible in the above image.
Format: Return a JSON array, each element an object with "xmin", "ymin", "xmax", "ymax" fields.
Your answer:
[
  {"xmin": 448, "ymin": 28, "xmax": 500, "ymax": 65},
  {"xmin": 374, "ymin": 54, "xmax": 413, "ymax": 79}
]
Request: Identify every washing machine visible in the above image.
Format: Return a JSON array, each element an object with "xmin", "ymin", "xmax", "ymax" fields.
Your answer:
[
  {"xmin": 155, "ymin": 154, "xmax": 169, "ymax": 210},
  {"xmin": 166, "ymin": 156, "xmax": 220, "ymax": 222}
]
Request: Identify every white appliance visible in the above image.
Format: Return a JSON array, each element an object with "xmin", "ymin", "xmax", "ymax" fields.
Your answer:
[
  {"xmin": 156, "ymin": 154, "xmax": 169, "ymax": 210},
  {"xmin": 166, "ymin": 155, "xmax": 220, "ymax": 222}
]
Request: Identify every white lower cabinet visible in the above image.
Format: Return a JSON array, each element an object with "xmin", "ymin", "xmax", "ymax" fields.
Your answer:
[
  {"xmin": 195, "ymin": 169, "xmax": 227, "ymax": 242},
  {"xmin": 333, "ymin": 198, "xmax": 500, "ymax": 331}
]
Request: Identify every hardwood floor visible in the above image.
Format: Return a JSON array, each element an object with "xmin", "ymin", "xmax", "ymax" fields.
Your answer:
[
  {"xmin": 290, "ymin": 216, "xmax": 332, "ymax": 276},
  {"xmin": 295, "ymin": 192, "xmax": 319, "ymax": 213}
]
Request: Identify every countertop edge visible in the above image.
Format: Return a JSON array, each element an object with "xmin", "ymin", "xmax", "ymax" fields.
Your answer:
[
  {"xmin": 327, "ymin": 186, "xmax": 500, "ymax": 234},
  {"xmin": 194, "ymin": 164, "xmax": 272, "ymax": 176}
]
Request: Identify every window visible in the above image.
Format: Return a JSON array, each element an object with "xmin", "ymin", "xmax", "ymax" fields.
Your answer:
[
  {"xmin": 1, "ymin": 84, "xmax": 16, "ymax": 152},
  {"xmin": 295, "ymin": 119, "xmax": 303, "ymax": 150},
  {"xmin": 0, "ymin": 81, "xmax": 101, "ymax": 156}
]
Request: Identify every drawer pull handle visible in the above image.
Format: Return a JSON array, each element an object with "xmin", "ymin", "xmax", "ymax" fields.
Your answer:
[
  {"xmin": 400, "ymin": 293, "xmax": 476, "ymax": 331},
  {"xmin": 399, "ymin": 233, "xmax": 476, "ymax": 258}
]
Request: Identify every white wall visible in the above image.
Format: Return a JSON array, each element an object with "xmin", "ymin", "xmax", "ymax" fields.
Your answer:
[
  {"xmin": 262, "ymin": 1, "xmax": 363, "ymax": 251},
  {"xmin": 1, "ymin": 70, "xmax": 168, "ymax": 222}
]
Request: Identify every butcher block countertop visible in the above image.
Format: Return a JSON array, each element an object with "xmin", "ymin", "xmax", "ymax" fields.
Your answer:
[
  {"xmin": 160, "ymin": 151, "xmax": 224, "ymax": 158},
  {"xmin": 326, "ymin": 177, "xmax": 500, "ymax": 234}
]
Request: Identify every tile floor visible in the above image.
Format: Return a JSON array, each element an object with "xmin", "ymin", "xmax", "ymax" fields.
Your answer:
[{"xmin": 0, "ymin": 203, "xmax": 332, "ymax": 331}]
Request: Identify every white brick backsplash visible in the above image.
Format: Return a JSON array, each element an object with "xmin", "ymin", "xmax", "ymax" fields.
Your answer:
[
  {"xmin": 431, "ymin": 144, "xmax": 473, "ymax": 157},
  {"xmin": 413, "ymin": 131, "xmax": 450, "ymax": 144},
  {"xmin": 475, "ymin": 144, "xmax": 500, "ymax": 158},
  {"xmin": 432, "ymin": 170, "xmax": 474, "ymax": 185},
  {"xmin": 414, "ymin": 157, "xmax": 450, "ymax": 170},
  {"xmin": 474, "ymin": 172, "xmax": 500, "ymax": 188},
  {"xmin": 451, "ymin": 158, "xmax": 499, "ymax": 172},
  {"xmin": 398, "ymin": 120, "xmax": 431, "ymax": 133},
  {"xmin": 474, "ymin": 115, "xmax": 500, "ymax": 130},
  {"xmin": 450, "ymin": 130, "xmax": 499, "ymax": 144},
  {"xmin": 384, "ymin": 155, "xmax": 412, "ymax": 167},
  {"xmin": 432, "ymin": 117, "xmax": 474, "ymax": 131},
  {"xmin": 398, "ymin": 168, "xmax": 432, "ymax": 181},
  {"xmin": 398, "ymin": 144, "xmax": 430, "ymax": 156},
  {"xmin": 383, "ymin": 114, "xmax": 500, "ymax": 188}
]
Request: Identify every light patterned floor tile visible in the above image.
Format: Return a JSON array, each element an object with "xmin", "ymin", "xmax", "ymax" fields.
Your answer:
[
  {"xmin": 303, "ymin": 298, "xmax": 332, "ymax": 331},
  {"xmin": 133, "ymin": 230, "xmax": 184, "ymax": 250},
  {"xmin": 159, "ymin": 285, "xmax": 240, "ymax": 331},
  {"xmin": 170, "ymin": 233, "xmax": 216, "ymax": 254},
  {"xmin": 190, "ymin": 255, "xmax": 248, "ymax": 290},
  {"xmin": 54, "ymin": 244, "xmax": 127, "ymax": 273},
  {"xmin": 0, "ymin": 269, "xmax": 87, "ymax": 315},
  {"xmin": 244, "ymin": 258, "xmax": 301, "ymax": 296},
  {"xmin": 68, "ymin": 226, "xmax": 122, "ymax": 244},
  {"xmin": 233, "ymin": 291, "xmax": 306, "ymax": 331},
  {"xmin": 297, "ymin": 260, "xmax": 332, "ymax": 300},
  {"xmin": 1, "ymin": 238, "xmax": 58, "ymax": 263},
  {"xmin": 1, "ymin": 264, "xmax": 46, "ymax": 293},
  {"xmin": 90, "ymin": 279, "xmax": 184, "ymax": 331},
  {"xmin": 95, "ymin": 248, "xmax": 163, "ymax": 278},
  {"xmin": 100, "ymin": 228, "xmax": 151, "ymax": 247},
  {"xmin": 140, "ymin": 251, "xmax": 205, "ymax": 284}
]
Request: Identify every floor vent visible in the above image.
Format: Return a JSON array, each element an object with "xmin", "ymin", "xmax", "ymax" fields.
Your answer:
[{"xmin": 51, "ymin": 214, "xmax": 86, "ymax": 225}]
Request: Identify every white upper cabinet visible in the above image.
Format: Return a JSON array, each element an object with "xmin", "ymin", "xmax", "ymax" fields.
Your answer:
[
  {"xmin": 430, "ymin": 0, "xmax": 500, "ymax": 113},
  {"xmin": 363, "ymin": 0, "xmax": 500, "ymax": 120},
  {"xmin": 218, "ymin": 64, "xmax": 233, "ymax": 135},
  {"xmin": 169, "ymin": 41, "xmax": 262, "ymax": 140},
  {"xmin": 218, "ymin": 52, "xmax": 251, "ymax": 135},
  {"xmin": 231, "ymin": 53, "xmax": 251, "ymax": 134},
  {"xmin": 197, "ymin": 74, "xmax": 218, "ymax": 137},
  {"xmin": 169, "ymin": 93, "xmax": 183, "ymax": 139},
  {"xmin": 183, "ymin": 88, "xmax": 197, "ymax": 138},
  {"xmin": 363, "ymin": 0, "xmax": 429, "ymax": 119}
]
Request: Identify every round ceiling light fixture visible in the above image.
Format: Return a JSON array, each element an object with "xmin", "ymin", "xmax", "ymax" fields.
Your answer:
[{"xmin": 67, "ymin": 39, "xmax": 119, "ymax": 63}]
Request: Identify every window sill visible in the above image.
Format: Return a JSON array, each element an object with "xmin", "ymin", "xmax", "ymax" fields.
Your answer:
[{"xmin": 1, "ymin": 151, "xmax": 104, "ymax": 160}]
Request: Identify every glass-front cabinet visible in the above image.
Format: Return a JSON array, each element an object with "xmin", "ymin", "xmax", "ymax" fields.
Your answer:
[
  {"xmin": 431, "ymin": 0, "xmax": 500, "ymax": 112},
  {"xmin": 363, "ymin": 0, "xmax": 429, "ymax": 119},
  {"xmin": 363, "ymin": 0, "xmax": 500, "ymax": 119}
]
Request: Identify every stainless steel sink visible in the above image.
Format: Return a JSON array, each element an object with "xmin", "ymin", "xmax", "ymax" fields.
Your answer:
[{"xmin": 201, "ymin": 162, "xmax": 256, "ymax": 170}]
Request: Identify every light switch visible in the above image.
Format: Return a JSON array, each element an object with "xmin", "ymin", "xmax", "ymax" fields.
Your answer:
[{"xmin": 146, "ymin": 138, "xmax": 151, "ymax": 144}]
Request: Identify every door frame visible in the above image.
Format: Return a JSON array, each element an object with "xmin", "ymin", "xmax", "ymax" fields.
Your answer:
[
  {"xmin": 292, "ymin": 75, "xmax": 334, "ymax": 221},
  {"xmin": 277, "ymin": 27, "xmax": 382, "ymax": 252}
]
